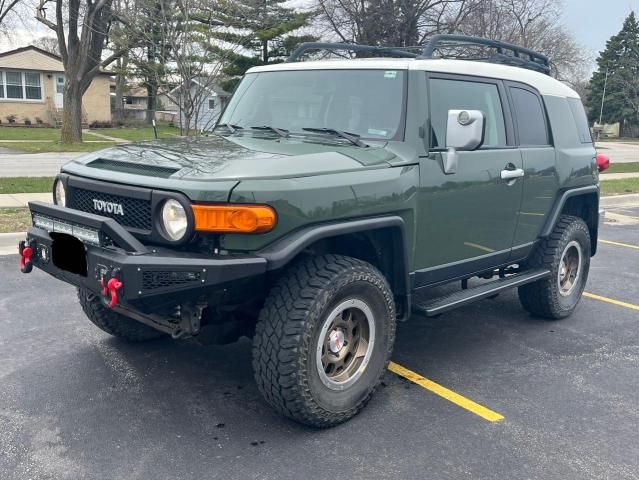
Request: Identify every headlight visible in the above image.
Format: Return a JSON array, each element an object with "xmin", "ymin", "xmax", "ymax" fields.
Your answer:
[
  {"xmin": 161, "ymin": 199, "xmax": 188, "ymax": 241},
  {"xmin": 54, "ymin": 178, "xmax": 66, "ymax": 206}
]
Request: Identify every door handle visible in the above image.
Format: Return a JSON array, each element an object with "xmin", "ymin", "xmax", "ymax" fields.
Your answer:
[{"xmin": 500, "ymin": 168, "xmax": 524, "ymax": 180}]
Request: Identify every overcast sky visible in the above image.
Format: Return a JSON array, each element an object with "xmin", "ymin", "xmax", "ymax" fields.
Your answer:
[{"xmin": 563, "ymin": 0, "xmax": 639, "ymax": 55}]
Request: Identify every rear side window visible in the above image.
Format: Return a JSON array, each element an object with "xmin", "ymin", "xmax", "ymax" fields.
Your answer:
[
  {"xmin": 567, "ymin": 98, "xmax": 593, "ymax": 144},
  {"xmin": 429, "ymin": 78, "xmax": 507, "ymax": 148},
  {"xmin": 509, "ymin": 87, "xmax": 549, "ymax": 146}
]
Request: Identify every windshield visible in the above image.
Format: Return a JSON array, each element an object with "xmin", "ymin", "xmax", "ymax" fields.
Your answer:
[{"xmin": 218, "ymin": 69, "xmax": 406, "ymax": 141}]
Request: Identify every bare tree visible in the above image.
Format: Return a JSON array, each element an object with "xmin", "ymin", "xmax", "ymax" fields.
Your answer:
[
  {"xmin": 314, "ymin": 0, "xmax": 474, "ymax": 48},
  {"xmin": 0, "ymin": 0, "xmax": 23, "ymax": 32},
  {"xmin": 452, "ymin": 0, "xmax": 590, "ymax": 83},
  {"xmin": 36, "ymin": 0, "xmax": 127, "ymax": 143},
  {"xmin": 32, "ymin": 35, "xmax": 60, "ymax": 55}
]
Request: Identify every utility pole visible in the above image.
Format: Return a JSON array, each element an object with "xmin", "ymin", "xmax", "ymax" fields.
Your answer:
[{"xmin": 598, "ymin": 66, "xmax": 609, "ymax": 126}]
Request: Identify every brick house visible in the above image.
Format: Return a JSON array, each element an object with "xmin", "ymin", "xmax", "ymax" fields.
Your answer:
[{"xmin": 0, "ymin": 45, "xmax": 111, "ymax": 126}]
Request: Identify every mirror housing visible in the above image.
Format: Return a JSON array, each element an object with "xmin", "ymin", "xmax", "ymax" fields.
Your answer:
[{"xmin": 442, "ymin": 110, "xmax": 486, "ymax": 174}]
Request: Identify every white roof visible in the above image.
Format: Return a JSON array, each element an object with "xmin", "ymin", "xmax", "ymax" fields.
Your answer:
[{"xmin": 249, "ymin": 58, "xmax": 578, "ymax": 98}]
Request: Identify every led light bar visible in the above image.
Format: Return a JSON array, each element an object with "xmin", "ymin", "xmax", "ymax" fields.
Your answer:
[{"xmin": 33, "ymin": 214, "xmax": 101, "ymax": 246}]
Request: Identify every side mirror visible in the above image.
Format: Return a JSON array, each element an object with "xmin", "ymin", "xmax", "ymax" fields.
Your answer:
[{"xmin": 442, "ymin": 110, "xmax": 486, "ymax": 174}]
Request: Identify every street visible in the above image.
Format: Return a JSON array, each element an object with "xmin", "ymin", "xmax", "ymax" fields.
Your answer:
[
  {"xmin": 0, "ymin": 152, "xmax": 82, "ymax": 177},
  {"xmin": 1, "ymin": 207, "xmax": 638, "ymax": 480}
]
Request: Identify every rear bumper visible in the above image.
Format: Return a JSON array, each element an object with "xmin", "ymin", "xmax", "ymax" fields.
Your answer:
[{"xmin": 23, "ymin": 202, "xmax": 267, "ymax": 307}]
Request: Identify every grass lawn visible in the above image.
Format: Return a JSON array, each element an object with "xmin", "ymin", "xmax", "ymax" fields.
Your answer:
[
  {"xmin": 0, "ymin": 177, "xmax": 54, "ymax": 194},
  {"xmin": 0, "ymin": 141, "xmax": 114, "ymax": 153},
  {"xmin": 601, "ymin": 178, "xmax": 639, "ymax": 196},
  {"xmin": 0, "ymin": 127, "xmax": 61, "ymax": 141},
  {"xmin": 88, "ymin": 124, "xmax": 181, "ymax": 142},
  {"xmin": 0, "ymin": 208, "xmax": 31, "ymax": 233},
  {"xmin": 602, "ymin": 162, "xmax": 639, "ymax": 174}
]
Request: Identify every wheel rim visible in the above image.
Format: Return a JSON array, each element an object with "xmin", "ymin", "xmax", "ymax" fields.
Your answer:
[
  {"xmin": 557, "ymin": 240, "xmax": 583, "ymax": 297},
  {"xmin": 316, "ymin": 299, "xmax": 376, "ymax": 391}
]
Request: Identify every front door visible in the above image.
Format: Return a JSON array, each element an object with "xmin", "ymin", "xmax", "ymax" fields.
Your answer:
[
  {"xmin": 53, "ymin": 74, "xmax": 64, "ymax": 108},
  {"xmin": 413, "ymin": 75, "xmax": 523, "ymax": 286}
]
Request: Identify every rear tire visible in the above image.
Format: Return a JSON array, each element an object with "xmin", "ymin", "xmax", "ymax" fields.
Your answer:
[
  {"xmin": 78, "ymin": 288, "xmax": 164, "ymax": 342},
  {"xmin": 518, "ymin": 215, "xmax": 590, "ymax": 319},
  {"xmin": 252, "ymin": 254, "xmax": 396, "ymax": 427}
]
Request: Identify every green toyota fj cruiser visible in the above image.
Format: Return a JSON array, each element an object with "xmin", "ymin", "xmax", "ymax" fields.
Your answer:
[{"xmin": 19, "ymin": 36, "xmax": 602, "ymax": 427}]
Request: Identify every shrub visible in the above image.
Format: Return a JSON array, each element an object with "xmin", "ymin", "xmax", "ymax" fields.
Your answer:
[
  {"xmin": 89, "ymin": 120, "xmax": 113, "ymax": 129},
  {"xmin": 35, "ymin": 117, "xmax": 44, "ymax": 125},
  {"xmin": 6, "ymin": 114, "xmax": 16, "ymax": 124},
  {"xmin": 23, "ymin": 118, "xmax": 32, "ymax": 125}
]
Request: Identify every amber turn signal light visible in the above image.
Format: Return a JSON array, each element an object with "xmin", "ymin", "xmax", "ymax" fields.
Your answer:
[{"xmin": 191, "ymin": 204, "xmax": 276, "ymax": 233}]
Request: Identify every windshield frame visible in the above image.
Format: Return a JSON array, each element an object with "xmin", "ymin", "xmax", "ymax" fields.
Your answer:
[{"xmin": 216, "ymin": 68, "xmax": 409, "ymax": 143}]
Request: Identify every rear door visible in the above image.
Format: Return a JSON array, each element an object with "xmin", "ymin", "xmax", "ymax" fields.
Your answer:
[
  {"xmin": 505, "ymin": 82, "xmax": 557, "ymax": 252},
  {"xmin": 413, "ymin": 74, "xmax": 524, "ymax": 285}
]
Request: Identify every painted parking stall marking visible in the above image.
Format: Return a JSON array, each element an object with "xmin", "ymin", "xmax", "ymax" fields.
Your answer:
[
  {"xmin": 583, "ymin": 292, "xmax": 639, "ymax": 312},
  {"xmin": 388, "ymin": 361, "xmax": 505, "ymax": 422},
  {"xmin": 599, "ymin": 239, "xmax": 639, "ymax": 251}
]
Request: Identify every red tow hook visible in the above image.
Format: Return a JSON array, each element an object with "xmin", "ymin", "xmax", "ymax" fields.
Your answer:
[
  {"xmin": 100, "ymin": 276, "xmax": 123, "ymax": 308},
  {"xmin": 18, "ymin": 240, "xmax": 34, "ymax": 274}
]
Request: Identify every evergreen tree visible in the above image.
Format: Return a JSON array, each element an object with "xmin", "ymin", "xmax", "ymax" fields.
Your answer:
[
  {"xmin": 587, "ymin": 12, "xmax": 639, "ymax": 127},
  {"xmin": 213, "ymin": 0, "xmax": 316, "ymax": 91}
]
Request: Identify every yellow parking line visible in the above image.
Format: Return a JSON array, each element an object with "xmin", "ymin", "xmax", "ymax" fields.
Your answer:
[
  {"xmin": 600, "ymin": 239, "xmax": 639, "ymax": 250},
  {"xmin": 583, "ymin": 292, "xmax": 639, "ymax": 312},
  {"xmin": 387, "ymin": 361, "xmax": 504, "ymax": 422}
]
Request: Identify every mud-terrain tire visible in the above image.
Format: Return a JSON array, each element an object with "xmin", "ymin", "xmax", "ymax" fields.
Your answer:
[
  {"xmin": 78, "ymin": 288, "xmax": 164, "ymax": 342},
  {"xmin": 518, "ymin": 215, "xmax": 591, "ymax": 320},
  {"xmin": 252, "ymin": 254, "xmax": 396, "ymax": 427}
]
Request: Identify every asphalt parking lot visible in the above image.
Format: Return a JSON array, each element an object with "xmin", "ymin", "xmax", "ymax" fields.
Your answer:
[{"xmin": 1, "ymin": 207, "xmax": 638, "ymax": 480}]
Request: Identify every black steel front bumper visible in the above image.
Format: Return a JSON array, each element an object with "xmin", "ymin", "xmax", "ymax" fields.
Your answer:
[{"xmin": 23, "ymin": 202, "xmax": 267, "ymax": 307}]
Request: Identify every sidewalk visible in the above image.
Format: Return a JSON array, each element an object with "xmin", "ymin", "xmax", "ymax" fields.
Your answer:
[
  {"xmin": 600, "ymin": 172, "xmax": 639, "ymax": 181},
  {"xmin": 0, "ymin": 193, "xmax": 51, "ymax": 207}
]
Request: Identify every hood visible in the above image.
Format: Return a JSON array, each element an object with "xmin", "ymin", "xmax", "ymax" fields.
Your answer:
[{"xmin": 64, "ymin": 135, "xmax": 402, "ymax": 182}]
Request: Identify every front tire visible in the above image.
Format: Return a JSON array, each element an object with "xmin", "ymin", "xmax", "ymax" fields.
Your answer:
[
  {"xmin": 518, "ymin": 215, "xmax": 591, "ymax": 319},
  {"xmin": 78, "ymin": 288, "xmax": 164, "ymax": 342},
  {"xmin": 252, "ymin": 255, "xmax": 396, "ymax": 427}
]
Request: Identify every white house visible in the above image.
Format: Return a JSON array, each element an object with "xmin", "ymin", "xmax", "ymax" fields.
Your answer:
[{"xmin": 172, "ymin": 77, "xmax": 230, "ymax": 132}]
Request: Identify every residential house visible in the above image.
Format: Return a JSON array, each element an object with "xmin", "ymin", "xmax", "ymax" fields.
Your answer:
[
  {"xmin": 172, "ymin": 77, "xmax": 231, "ymax": 132},
  {"xmin": 0, "ymin": 45, "xmax": 111, "ymax": 126}
]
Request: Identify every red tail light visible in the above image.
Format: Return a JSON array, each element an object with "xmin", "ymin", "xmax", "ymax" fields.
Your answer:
[{"xmin": 596, "ymin": 153, "xmax": 610, "ymax": 172}]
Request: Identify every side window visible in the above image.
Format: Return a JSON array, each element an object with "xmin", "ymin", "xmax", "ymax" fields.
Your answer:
[
  {"xmin": 509, "ymin": 87, "xmax": 549, "ymax": 146},
  {"xmin": 567, "ymin": 98, "xmax": 593, "ymax": 144},
  {"xmin": 429, "ymin": 78, "xmax": 507, "ymax": 148}
]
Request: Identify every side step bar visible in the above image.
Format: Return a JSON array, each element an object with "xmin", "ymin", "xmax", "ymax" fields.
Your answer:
[{"xmin": 412, "ymin": 268, "xmax": 551, "ymax": 317}]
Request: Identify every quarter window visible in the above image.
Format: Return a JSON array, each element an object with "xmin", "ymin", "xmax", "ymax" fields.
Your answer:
[
  {"xmin": 429, "ymin": 78, "xmax": 507, "ymax": 148},
  {"xmin": 509, "ymin": 87, "xmax": 549, "ymax": 146},
  {"xmin": 567, "ymin": 97, "xmax": 592, "ymax": 144},
  {"xmin": 208, "ymin": 98, "xmax": 215, "ymax": 110}
]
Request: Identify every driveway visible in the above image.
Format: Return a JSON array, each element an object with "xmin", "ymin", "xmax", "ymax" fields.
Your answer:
[
  {"xmin": 1, "ymin": 210, "xmax": 638, "ymax": 479},
  {"xmin": 596, "ymin": 141, "xmax": 639, "ymax": 163},
  {"xmin": 0, "ymin": 152, "xmax": 82, "ymax": 177}
]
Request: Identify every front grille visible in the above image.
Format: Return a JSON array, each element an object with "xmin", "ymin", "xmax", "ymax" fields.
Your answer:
[
  {"xmin": 68, "ymin": 187, "xmax": 152, "ymax": 231},
  {"xmin": 142, "ymin": 270, "xmax": 201, "ymax": 290}
]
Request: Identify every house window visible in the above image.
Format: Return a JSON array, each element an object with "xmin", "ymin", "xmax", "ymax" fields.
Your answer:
[
  {"xmin": 56, "ymin": 76, "xmax": 64, "ymax": 94},
  {"xmin": 25, "ymin": 73, "xmax": 42, "ymax": 100},
  {"xmin": 0, "ymin": 71, "xmax": 43, "ymax": 100},
  {"xmin": 208, "ymin": 99, "xmax": 215, "ymax": 110},
  {"xmin": 5, "ymin": 72, "xmax": 22, "ymax": 99}
]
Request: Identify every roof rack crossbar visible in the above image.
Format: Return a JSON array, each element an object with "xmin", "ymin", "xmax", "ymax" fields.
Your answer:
[
  {"xmin": 419, "ymin": 34, "xmax": 550, "ymax": 74},
  {"xmin": 287, "ymin": 42, "xmax": 418, "ymax": 62}
]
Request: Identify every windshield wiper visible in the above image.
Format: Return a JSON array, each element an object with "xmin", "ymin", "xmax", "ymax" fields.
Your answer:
[
  {"xmin": 250, "ymin": 125, "xmax": 290, "ymax": 138},
  {"xmin": 215, "ymin": 123, "xmax": 243, "ymax": 134},
  {"xmin": 301, "ymin": 127, "xmax": 367, "ymax": 147}
]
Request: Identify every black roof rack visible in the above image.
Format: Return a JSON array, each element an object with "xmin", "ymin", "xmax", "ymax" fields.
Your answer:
[
  {"xmin": 419, "ymin": 35, "xmax": 550, "ymax": 75},
  {"xmin": 286, "ymin": 42, "xmax": 419, "ymax": 62},
  {"xmin": 286, "ymin": 36, "xmax": 550, "ymax": 75}
]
